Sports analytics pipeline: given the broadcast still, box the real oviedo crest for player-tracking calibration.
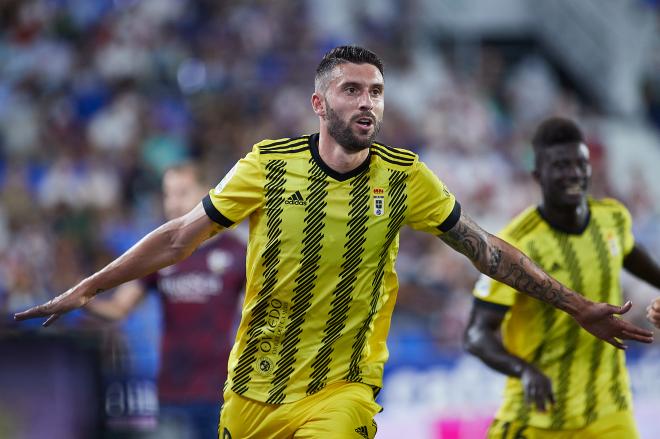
[373,188,385,216]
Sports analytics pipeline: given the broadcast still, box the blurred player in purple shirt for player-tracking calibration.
[87,162,246,439]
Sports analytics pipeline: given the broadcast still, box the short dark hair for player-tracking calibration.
[315,45,384,91]
[532,117,585,150]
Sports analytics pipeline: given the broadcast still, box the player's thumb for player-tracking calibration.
[612,300,632,315]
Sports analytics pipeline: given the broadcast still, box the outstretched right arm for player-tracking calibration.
[15,202,221,326]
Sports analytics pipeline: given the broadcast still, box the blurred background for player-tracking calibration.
[1,0,659,438]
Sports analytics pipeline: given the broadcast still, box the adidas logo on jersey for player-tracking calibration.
[355,426,369,438]
[285,190,306,205]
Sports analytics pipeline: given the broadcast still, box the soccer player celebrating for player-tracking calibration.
[85,163,246,438]
[16,48,653,439]
[464,117,660,439]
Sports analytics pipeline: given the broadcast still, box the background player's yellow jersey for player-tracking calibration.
[473,198,635,429]
[204,134,459,404]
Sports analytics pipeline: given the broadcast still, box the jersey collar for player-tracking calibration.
[309,133,371,181]
[536,204,592,235]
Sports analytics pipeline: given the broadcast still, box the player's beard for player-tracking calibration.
[325,104,381,152]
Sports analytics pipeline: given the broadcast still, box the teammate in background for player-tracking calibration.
[648,298,660,328]
[15,47,653,439]
[87,163,246,439]
[464,117,660,439]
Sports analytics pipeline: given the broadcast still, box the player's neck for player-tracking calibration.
[317,130,369,174]
[538,200,590,234]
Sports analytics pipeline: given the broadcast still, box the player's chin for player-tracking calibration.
[557,194,585,208]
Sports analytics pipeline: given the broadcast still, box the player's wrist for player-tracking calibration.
[77,275,105,299]
[558,288,590,317]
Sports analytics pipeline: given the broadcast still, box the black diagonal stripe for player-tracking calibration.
[516,240,557,424]
[259,140,308,152]
[583,217,613,423]
[510,214,542,242]
[372,143,416,161]
[259,136,307,150]
[266,159,329,404]
[508,213,536,242]
[231,160,287,395]
[370,148,414,167]
[261,146,311,155]
[550,233,584,429]
[306,171,371,395]
[609,347,628,410]
[346,170,408,383]
[609,211,629,411]
[612,211,626,252]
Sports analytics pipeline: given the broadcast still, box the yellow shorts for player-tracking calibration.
[487,411,639,439]
[219,381,381,439]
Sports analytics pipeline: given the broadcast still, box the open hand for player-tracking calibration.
[521,364,554,412]
[14,283,97,327]
[573,300,653,349]
[647,298,660,329]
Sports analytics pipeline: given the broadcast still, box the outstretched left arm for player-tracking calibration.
[439,211,654,348]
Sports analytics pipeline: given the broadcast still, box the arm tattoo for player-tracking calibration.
[488,247,502,276]
[498,256,570,308]
[440,212,574,310]
[440,213,502,275]
[440,214,489,263]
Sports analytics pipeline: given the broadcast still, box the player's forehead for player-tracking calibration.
[541,142,590,163]
[327,62,384,88]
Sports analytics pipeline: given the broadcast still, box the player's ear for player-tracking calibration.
[311,93,325,117]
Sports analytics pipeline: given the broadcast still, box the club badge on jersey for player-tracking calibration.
[606,231,620,257]
[373,188,385,216]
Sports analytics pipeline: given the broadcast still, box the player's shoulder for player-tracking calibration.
[370,141,418,169]
[253,135,311,157]
[501,206,544,243]
[589,196,630,215]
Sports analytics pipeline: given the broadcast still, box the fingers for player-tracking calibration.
[14,305,50,321]
[647,301,660,328]
[612,300,632,315]
[523,372,554,412]
[534,389,547,412]
[616,320,654,343]
[528,388,553,412]
[605,337,627,350]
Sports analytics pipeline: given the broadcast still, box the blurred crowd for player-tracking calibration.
[1,0,660,360]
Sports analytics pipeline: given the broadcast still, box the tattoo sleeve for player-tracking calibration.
[440,212,580,313]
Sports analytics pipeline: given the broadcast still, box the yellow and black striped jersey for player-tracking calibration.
[204,133,459,404]
[473,198,635,429]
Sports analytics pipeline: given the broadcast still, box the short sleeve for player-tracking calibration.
[203,147,264,228]
[406,160,460,235]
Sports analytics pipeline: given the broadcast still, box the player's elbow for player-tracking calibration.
[163,218,197,262]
